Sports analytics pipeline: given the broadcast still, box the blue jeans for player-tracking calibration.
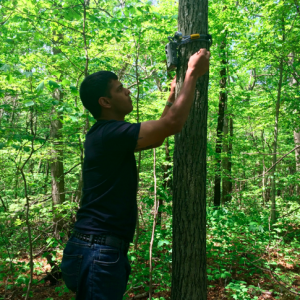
[61,236,131,300]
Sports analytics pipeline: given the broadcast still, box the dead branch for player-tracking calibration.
[245,256,300,296]
[235,145,300,182]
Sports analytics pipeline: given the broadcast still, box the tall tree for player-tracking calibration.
[294,130,300,197]
[51,34,65,239]
[214,34,227,207]
[172,0,209,298]
[222,104,233,204]
[290,53,300,198]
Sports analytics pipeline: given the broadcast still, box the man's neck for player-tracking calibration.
[97,116,124,121]
[97,114,125,122]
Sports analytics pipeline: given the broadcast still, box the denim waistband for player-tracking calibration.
[72,231,130,253]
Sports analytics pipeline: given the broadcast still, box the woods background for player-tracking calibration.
[0,0,300,299]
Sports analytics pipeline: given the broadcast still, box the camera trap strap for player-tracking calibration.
[165,31,212,70]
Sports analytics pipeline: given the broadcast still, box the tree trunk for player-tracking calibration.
[290,53,300,199]
[158,70,174,226]
[50,88,65,239]
[222,104,232,204]
[51,37,65,239]
[172,0,209,298]
[74,0,90,211]
[134,45,142,251]
[149,149,158,300]
[134,150,142,251]
[294,130,300,198]
[270,57,283,222]
[158,138,171,226]
[261,130,266,206]
[214,23,227,207]
[74,118,89,206]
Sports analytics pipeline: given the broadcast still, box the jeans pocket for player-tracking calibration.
[61,253,83,292]
[94,248,120,266]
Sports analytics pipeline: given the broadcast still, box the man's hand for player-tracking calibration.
[188,48,211,78]
[134,50,211,152]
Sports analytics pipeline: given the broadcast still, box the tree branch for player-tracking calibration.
[235,145,300,182]
[245,256,300,296]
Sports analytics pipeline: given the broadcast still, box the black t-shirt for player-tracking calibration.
[74,120,141,242]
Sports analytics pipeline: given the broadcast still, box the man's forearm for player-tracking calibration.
[154,70,197,146]
[162,69,198,131]
[150,93,175,148]
[159,92,175,119]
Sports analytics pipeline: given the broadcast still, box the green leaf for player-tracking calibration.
[24,71,32,78]
[24,101,35,107]
[129,6,136,14]
[157,240,170,247]
[61,79,71,86]
[5,39,14,44]
[70,116,78,122]
[70,86,78,95]
[36,81,45,94]
[6,74,12,82]
[52,100,60,105]
[48,80,60,89]
[0,64,11,72]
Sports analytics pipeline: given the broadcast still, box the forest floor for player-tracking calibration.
[1,252,299,300]
[1,205,300,300]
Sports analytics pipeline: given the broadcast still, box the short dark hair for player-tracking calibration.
[79,71,118,119]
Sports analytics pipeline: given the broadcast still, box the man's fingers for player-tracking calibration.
[196,49,211,58]
[196,49,211,57]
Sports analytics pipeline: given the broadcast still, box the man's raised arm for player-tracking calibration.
[135,48,210,152]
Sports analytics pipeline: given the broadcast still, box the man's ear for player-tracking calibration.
[98,97,111,109]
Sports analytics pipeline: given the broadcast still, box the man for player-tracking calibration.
[61,48,210,299]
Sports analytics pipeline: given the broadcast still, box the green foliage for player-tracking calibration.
[207,201,300,298]
[226,280,260,300]
[0,0,299,298]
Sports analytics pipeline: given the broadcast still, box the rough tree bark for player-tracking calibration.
[51,36,65,239]
[222,103,232,204]
[172,0,209,298]
[214,24,227,207]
